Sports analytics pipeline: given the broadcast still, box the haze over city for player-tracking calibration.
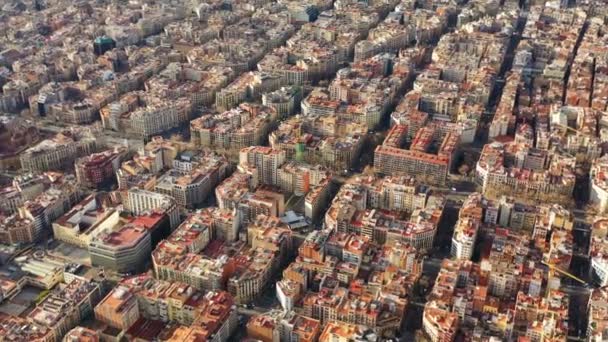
[0,0,606,341]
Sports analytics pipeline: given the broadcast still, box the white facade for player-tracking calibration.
[592,257,608,287]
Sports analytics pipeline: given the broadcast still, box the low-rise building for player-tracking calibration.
[98,274,239,340]
[63,327,100,342]
[151,210,229,291]
[247,310,321,342]
[451,217,479,261]
[319,322,377,342]
[94,284,141,330]
[269,114,366,171]
[0,209,38,245]
[52,195,121,248]
[588,287,608,342]
[591,234,608,287]
[29,279,102,341]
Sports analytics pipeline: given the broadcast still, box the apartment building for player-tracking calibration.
[247,310,321,342]
[451,217,479,261]
[239,146,286,186]
[100,91,192,139]
[190,103,278,151]
[269,114,366,171]
[75,147,126,189]
[63,327,100,341]
[126,188,180,230]
[591,155,608,213]
[304,180,332,222]
[151,210,229,291]
[588,288,608,341]
[262,86,302,118]
[476,141,576,204]
[0,209,38,245]
[591,233,608,287]
[227,248,276,304]
[374,125,458,186]
[154,151,230,209]
[29,279,102,341]
[20,130,97,173]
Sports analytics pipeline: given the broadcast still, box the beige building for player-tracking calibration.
[190,103,278,151]
[239,146,286,186]
[154,152,230,209]
[28,279,101,341]
[100,91,192,139]
[262,86,302,118]
[374,126,458,186]
[52,195,121,248]
[227,248,276,304]
[95,285,141,330]
[20,130,97,173]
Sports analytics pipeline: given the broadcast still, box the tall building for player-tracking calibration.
[88,225,152,273]
[127,189,180,229]
[451,217,479,261]
[239,146,286,186]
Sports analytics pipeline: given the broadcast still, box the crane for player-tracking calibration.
[541,260,588,286]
